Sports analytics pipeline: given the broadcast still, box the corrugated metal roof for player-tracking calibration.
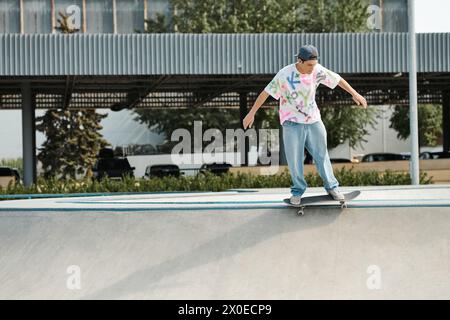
[0,33,449,76]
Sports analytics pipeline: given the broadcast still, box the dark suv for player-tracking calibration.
[0,167,20,181]
[199,162,232,175]
[144,164,181,178]
[361,153,407,162]
[0,167,21,189]
[420,151,450,159]
[92,148,135,181]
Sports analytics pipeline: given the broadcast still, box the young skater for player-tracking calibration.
[243,45,367,204]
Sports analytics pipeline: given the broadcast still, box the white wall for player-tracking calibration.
[0,110,23,159]
[328,105,412,161]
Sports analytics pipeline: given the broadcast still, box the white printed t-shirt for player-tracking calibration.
[264,63,341,125]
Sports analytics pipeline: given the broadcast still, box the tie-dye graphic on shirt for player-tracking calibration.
[264,63,341,125]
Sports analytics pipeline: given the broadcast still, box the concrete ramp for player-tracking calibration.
[0,185,449,299]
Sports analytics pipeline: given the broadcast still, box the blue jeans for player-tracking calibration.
[282,119,339,197]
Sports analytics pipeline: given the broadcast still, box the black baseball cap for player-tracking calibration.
[295,45,319,61]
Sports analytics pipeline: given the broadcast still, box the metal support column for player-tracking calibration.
[239,92,249,166]
[408,0,420,185]
[443,91,450,152]
[21,82,37,186]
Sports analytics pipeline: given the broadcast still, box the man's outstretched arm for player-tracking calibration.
[243,90,269,129]
[338,78,368,108]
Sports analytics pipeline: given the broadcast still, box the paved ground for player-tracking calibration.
[0,185,449,299]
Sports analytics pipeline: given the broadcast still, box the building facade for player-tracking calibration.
[0,0,170,34]
[2,0,410,34]
[371,0,408,32]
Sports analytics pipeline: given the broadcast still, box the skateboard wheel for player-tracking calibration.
[297,209,304,216]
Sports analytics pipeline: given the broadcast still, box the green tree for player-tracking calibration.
[37,110,109,179]
[389,104,443,147]
[36,13,109,180]
[169,0,302,33]
[138,0,375,152]
[138,13,169,33]
[301,0,370,32]
[143,0,370,33]
[321,105,379,149]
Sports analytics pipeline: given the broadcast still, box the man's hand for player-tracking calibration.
[352,93,368,108]
[243,91,269,129]
[243,111,255,129]
[338,78,368,109]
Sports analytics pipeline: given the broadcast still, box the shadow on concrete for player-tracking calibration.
[83,207,342,299]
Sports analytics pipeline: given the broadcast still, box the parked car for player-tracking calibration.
[400,152,411,160]
[92,158,135,181]
[396,151,450,160]
[144,164,181,179]
[98,147,115,159]
[428,151,450,159]
[0,167,19,188]
[420,152,434,160]
[330,158,352,163]
[92,148,135,181]
[11,168,21,183]
[199,162,232,175]
[361,153,407,162]
[304,150,313,164]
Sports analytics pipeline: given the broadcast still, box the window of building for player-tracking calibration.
[147,0,170,19]
[147,0,170,31]
[85,0,113,33]
[116,0,144,33]
[0,0,20,33]
[23,0,52,34]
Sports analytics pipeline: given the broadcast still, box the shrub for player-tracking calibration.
[0,167,433,197]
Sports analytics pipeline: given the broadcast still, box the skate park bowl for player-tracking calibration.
[0,185,449,299]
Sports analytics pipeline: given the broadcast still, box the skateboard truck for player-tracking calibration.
[296,200,346,216]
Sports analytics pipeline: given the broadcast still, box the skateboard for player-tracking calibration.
[283,190,361,216]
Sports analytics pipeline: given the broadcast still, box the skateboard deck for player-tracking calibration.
[283,190,361,216]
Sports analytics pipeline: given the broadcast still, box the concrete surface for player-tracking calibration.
[0,185,449,299]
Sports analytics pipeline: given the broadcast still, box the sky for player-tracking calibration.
[415,0,450,32]
[1,0,450,159]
